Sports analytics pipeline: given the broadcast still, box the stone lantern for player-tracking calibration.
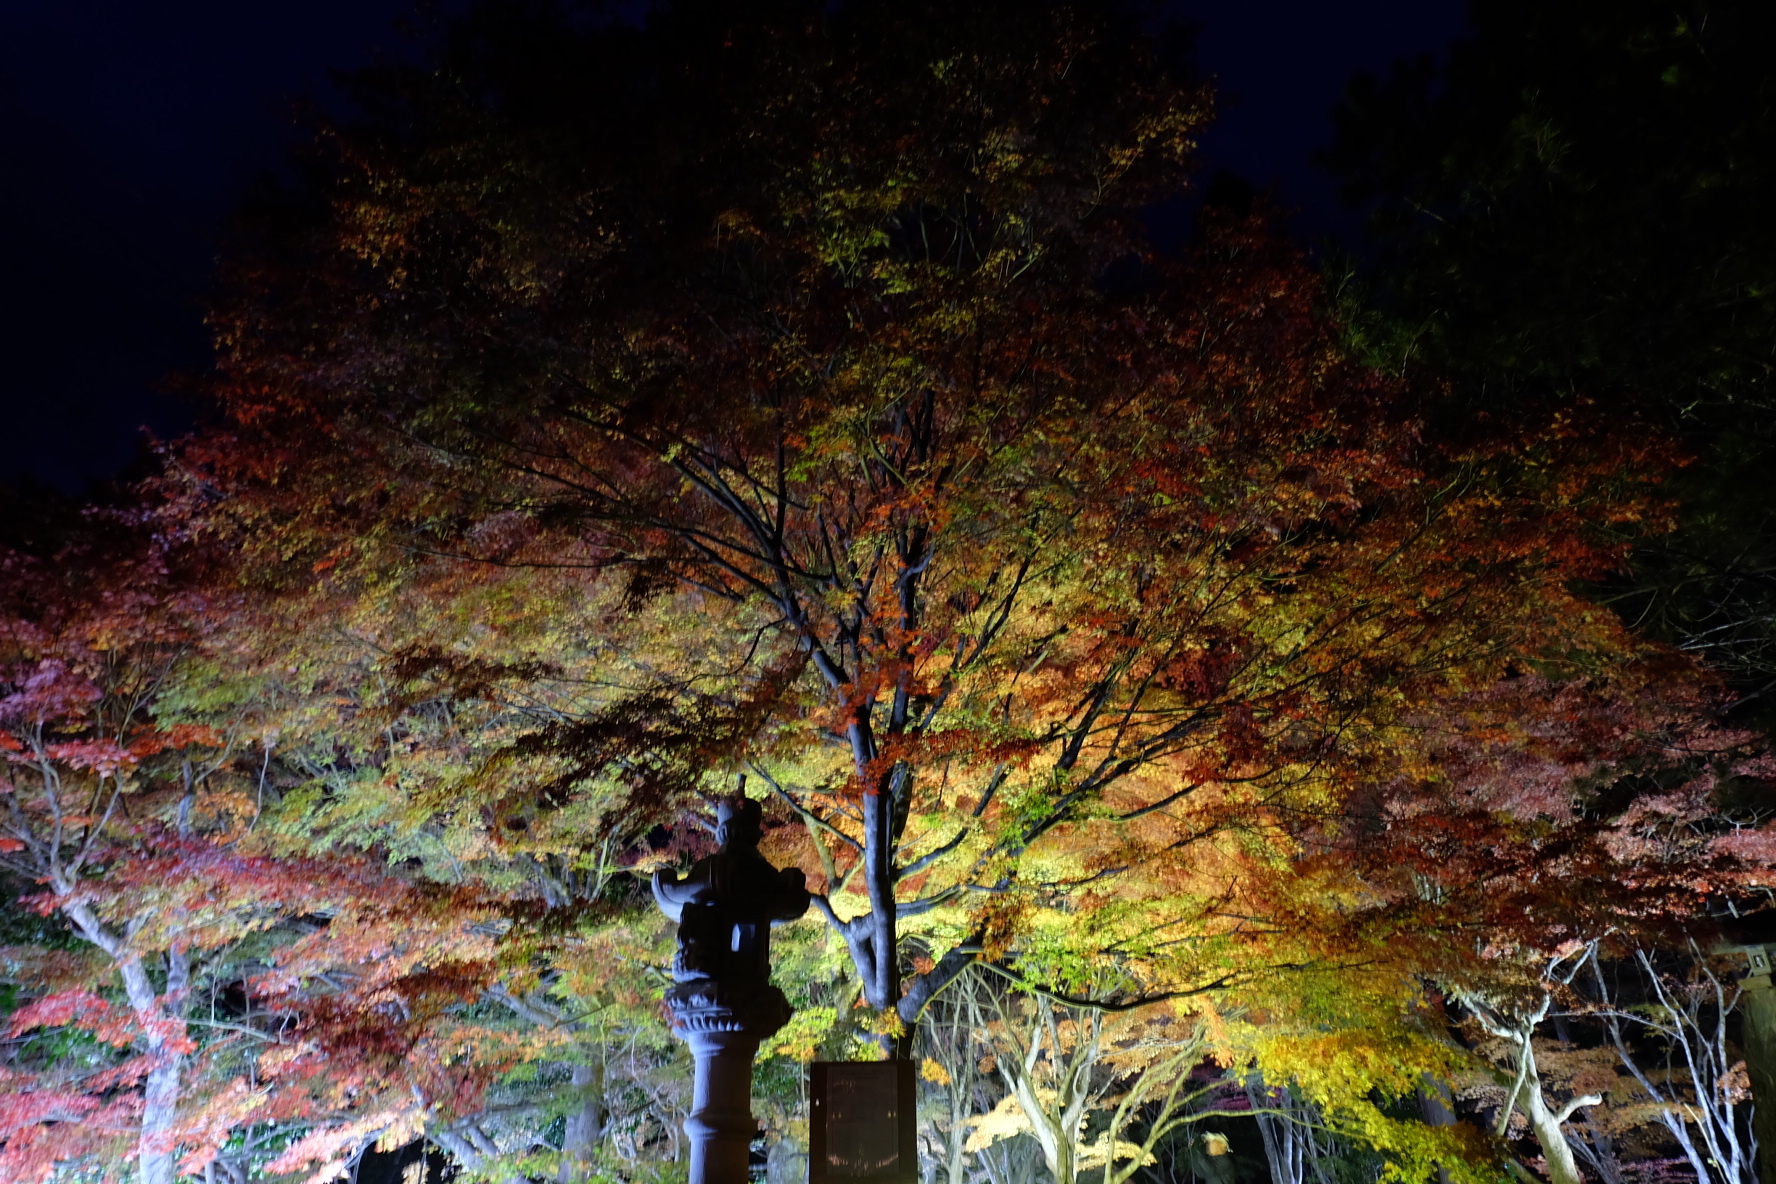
[1719,939,1776,1184]
[653,797,811,1184]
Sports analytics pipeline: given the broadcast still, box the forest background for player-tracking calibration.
[2,4,1776,1184]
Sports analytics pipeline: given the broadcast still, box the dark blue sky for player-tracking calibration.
[0,0,424,492]
[0,0,1467,493]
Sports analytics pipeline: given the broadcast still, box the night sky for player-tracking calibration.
[0,0,1467,494]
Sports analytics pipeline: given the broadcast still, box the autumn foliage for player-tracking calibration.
[0,2,1771,1183]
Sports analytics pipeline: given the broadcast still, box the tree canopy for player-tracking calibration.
[1,2,1772,1183]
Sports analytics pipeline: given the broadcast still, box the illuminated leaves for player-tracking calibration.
[89,2,1775,1179]
[0,661,101,727]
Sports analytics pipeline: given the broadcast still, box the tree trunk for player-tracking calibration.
[1501,1035,1593,1184]
[1416,1075,1456,1184]
[64,903,189,1184]
[432,1131,486,1175]
[435,1124,531,1184]
[1520,1085,1587,1184]
[1464,992,1598,1184]
[861,780,898,1045]
[560,1060,606,1183]
[121,949,190,1184]
[994,999,1093,1184]
[1014,1086,1077,1184]
[1249,1074,1304,1184]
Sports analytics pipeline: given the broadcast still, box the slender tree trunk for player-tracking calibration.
[121,949,190,1184]
[944,1083,970,1184]
[927,995,976,1184]
[847,707,903,1055]
[433,1131,485,1175]
[1248,1074,1303,1184]
[1012,1083,1077,1184]
[436,1124,531,1184]
[1416,1075,1457,1184]
[1495,1030,1595,1184]
[63,903,189,1184]
[139,1060,183,1184]
[560,1060,606,1184]
[1463,992,1599,1184]
[992,998,1095,1184]
[1518,1082,1587,1184]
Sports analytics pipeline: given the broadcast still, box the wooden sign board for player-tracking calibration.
[808,1060,917,1184]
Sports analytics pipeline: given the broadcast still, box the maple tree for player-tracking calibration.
[1325,4,1776,1172]
[48,2,1759,1183]
[184,517,709,1181]
[0,518,267,1184]
[0,517,530,1184]
[1278,654,1776,1184]
[179,0,1714,1075]
[0,0,1769,1180]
